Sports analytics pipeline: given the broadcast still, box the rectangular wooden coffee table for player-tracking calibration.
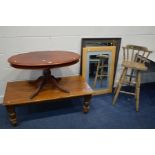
[3,76,93,126]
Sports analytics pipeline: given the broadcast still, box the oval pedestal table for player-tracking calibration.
[8,51,80,99]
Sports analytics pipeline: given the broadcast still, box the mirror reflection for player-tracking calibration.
[87,52,110,90]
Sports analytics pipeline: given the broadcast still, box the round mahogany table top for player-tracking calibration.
[8,51,80,69]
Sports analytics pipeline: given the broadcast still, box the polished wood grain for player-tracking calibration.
[8,51,80,69]
[3,76,93,125]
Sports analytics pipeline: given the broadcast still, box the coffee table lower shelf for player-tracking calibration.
[3,76,93,126]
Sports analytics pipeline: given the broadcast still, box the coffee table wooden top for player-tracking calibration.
[8,51,80,69]
[3,76,93,106]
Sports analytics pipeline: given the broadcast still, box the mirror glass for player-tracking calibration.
[87,51,110,90]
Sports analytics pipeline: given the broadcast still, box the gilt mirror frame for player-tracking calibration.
[82,46,116,95]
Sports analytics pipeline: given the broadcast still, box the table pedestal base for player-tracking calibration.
[30,69,69,99]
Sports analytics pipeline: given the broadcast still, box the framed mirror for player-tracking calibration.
[81,38,121,86]
[82,46,116,95]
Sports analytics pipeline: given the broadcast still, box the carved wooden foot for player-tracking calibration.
[6,105,17,126]
[50,76,69,93]
[30,79,46,99]
[83,95,92,113]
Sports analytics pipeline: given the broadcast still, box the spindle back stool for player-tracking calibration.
[112,45,152,111]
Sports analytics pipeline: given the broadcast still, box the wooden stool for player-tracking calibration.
[93,54,109,88]
[112,45,152,111]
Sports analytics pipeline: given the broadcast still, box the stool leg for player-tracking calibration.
[112,68,127,105]
[99,67,103,86]
[114,68,124,94]
[100,60,104,86]
[93,62,100,88]
[135,71,141,112]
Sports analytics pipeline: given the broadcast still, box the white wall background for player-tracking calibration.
[0,26,155,103]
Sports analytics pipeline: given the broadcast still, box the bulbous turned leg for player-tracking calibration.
[6,105,17,126]
[83,95,92,113]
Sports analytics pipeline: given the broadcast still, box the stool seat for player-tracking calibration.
[122,61,148,71]
[97,55,109,59]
